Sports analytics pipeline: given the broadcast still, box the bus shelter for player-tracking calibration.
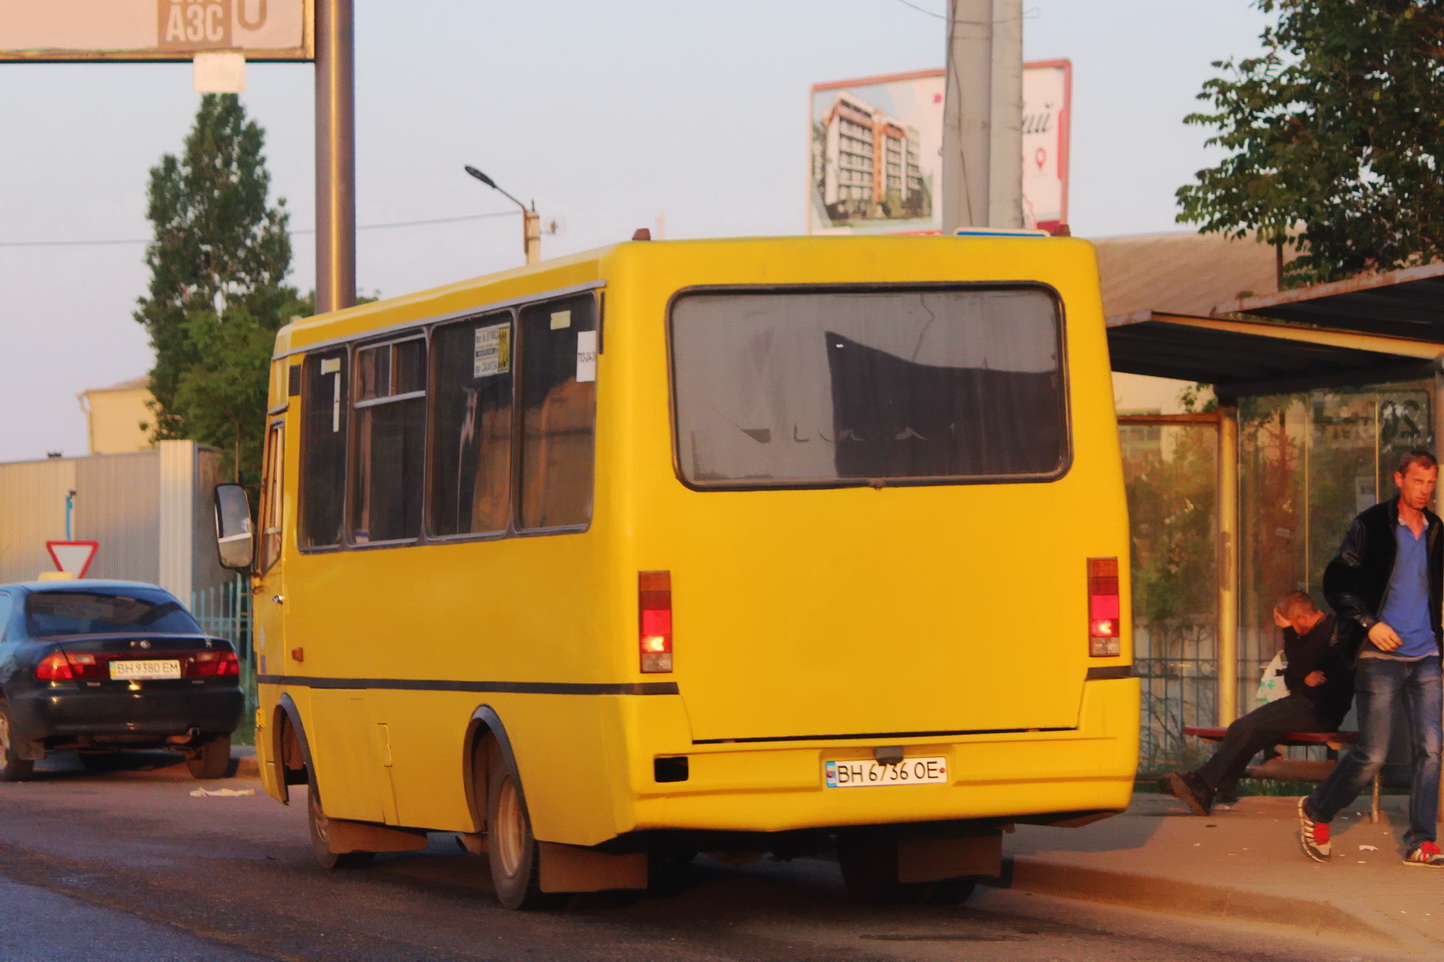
[1105,262,1444,775]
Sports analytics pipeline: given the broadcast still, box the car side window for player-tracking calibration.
[0,592,13,641]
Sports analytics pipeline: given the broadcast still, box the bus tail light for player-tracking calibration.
[639,570,673,673]
[1088,557,1121,657]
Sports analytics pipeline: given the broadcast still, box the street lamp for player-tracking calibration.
[464,165,541,265]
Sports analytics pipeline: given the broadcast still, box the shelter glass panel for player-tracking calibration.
[1238,382,1432,733]
[1121,419,1218,775]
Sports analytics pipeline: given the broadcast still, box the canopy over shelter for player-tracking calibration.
[1104,260,1444,401]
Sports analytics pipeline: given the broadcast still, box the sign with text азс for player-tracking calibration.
[0,0,313,62]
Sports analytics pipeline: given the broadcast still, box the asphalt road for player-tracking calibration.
[0,754,1413,962]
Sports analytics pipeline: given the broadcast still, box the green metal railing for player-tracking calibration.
[189,577,255,736]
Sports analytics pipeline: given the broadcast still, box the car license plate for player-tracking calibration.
[824,756,948,788]
[109,659,182,681]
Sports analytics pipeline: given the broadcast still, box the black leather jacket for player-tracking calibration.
[1281,614,1355,724]
[1322,498,1443,649]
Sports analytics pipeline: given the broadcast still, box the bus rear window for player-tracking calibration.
[670,287,1067,487]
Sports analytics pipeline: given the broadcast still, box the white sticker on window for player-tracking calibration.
[550,310,572,330]
[576,330,597,383]
[320,358,340,375]
[474,323,512,378]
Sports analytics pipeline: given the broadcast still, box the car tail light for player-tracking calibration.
[190,649,240,677]
[639,570,672,673]
[36,651,101,681]
[1088,557,1121,657]
[36,651,74,681]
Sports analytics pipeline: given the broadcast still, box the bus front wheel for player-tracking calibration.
[485,746,554,909]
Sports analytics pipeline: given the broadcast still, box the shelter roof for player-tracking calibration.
[1097,234,1444,397]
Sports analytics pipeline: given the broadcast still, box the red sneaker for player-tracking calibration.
[1404,841,1444,867]
[1298,798,1330,862]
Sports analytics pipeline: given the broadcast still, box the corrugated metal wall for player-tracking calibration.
[0,443,231,594]
[0,458,79,583]
[75,451,161,585]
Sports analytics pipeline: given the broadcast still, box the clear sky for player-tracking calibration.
[0,0,1268,464]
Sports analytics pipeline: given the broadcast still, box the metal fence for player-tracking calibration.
[189,577,255,727]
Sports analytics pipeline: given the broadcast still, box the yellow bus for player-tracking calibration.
[214,234,1138,908]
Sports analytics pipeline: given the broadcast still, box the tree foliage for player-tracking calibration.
[134,94,307,486]
[1176,0,1444,284]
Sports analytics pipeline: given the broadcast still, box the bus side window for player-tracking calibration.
[351,337,427,544]
[517,294,598,531]
[428,312,514,537]
[259,420,285,571]
[299,350,349,548]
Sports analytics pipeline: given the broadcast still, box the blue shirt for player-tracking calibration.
[1376,517,1436,659]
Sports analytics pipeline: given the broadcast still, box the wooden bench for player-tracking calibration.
[1182,725,1379,822]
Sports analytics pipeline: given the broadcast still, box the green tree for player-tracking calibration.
[135,94,306,486]
[1176,0,1444,284]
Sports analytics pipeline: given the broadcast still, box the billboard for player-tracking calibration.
[0,0,313,62]
[808,60,1071,235]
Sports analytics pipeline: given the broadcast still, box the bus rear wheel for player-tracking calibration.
[307,771,374,870]
[485,747,555,909]
[837,833,978,906]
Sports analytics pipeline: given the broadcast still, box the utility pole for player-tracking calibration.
[940,0,1024,230]
[315,0,356,313]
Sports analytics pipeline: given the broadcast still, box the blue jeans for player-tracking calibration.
[1308,655,1443,851]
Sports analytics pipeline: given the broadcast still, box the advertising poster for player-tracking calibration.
[808,60,1070,235]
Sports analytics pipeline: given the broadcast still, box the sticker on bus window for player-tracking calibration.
[550,310,572,330]
[576,330,597,383]
[473,323,512,378]
[320,358,340,375]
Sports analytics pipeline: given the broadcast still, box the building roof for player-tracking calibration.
[83,376,149,395]
[1092,231,1280,318]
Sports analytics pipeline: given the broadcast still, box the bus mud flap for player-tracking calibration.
[538,842,648,893]
[325,819,430,855]
[896,829,1002,884]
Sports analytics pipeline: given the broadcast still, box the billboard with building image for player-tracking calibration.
[809,60,1070,235]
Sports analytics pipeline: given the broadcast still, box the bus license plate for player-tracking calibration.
[825,756,948,788]
[109,659,181,680]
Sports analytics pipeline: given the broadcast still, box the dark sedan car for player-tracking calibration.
[0,580,244,782]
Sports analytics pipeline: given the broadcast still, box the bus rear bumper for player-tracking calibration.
[624,678,1139,836]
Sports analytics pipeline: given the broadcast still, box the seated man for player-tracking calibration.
[1160,591,1356,815]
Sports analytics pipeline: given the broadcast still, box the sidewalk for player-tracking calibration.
[1003,792,1444,953]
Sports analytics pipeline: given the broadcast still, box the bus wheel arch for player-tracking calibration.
[273,694,314,804]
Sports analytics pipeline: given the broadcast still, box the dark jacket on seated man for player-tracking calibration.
[1160,590,1356,816]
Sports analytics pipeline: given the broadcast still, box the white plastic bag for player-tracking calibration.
[1256,651,1288,705]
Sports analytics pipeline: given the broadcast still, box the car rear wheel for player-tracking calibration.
[0,704,35,783]
[186,734,232,780]
[306,771,374,869]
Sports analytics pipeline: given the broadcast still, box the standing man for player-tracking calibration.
[1299,450,1444,866]
[1161,591,1353,816]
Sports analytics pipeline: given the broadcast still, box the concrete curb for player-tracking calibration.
[1000,855,1408,951]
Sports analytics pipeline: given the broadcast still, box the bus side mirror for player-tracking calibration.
[214,484,255,571]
